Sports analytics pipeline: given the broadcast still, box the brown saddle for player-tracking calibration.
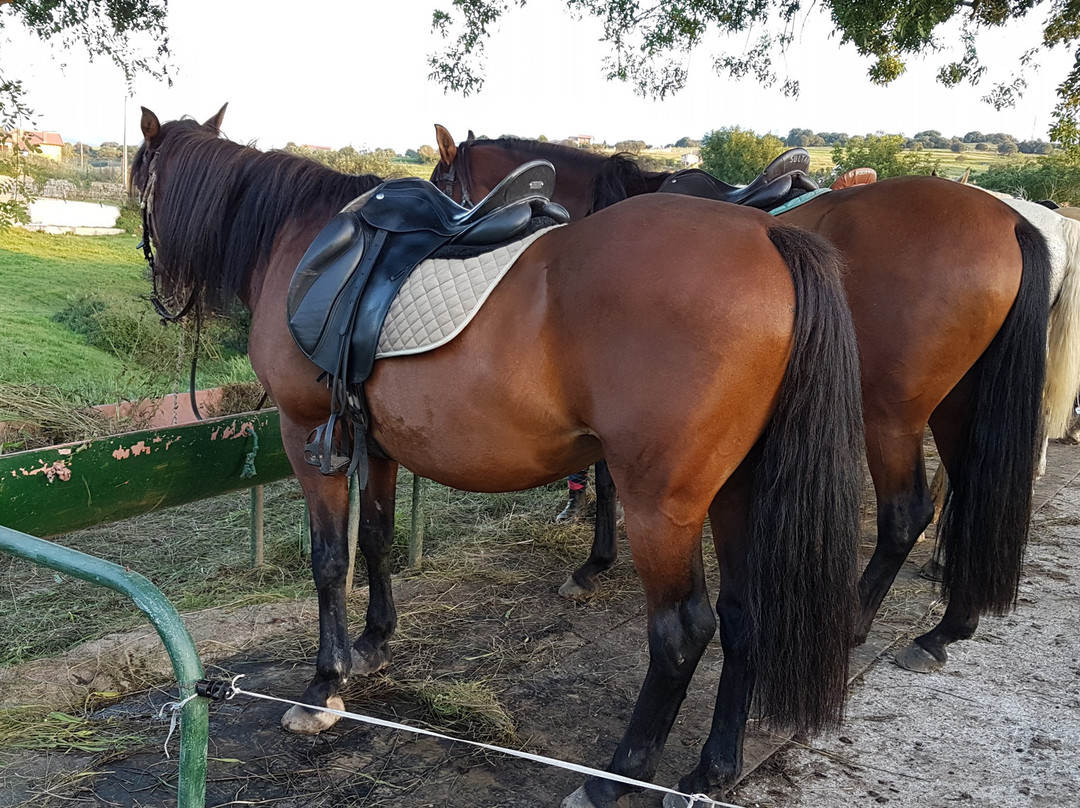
[830,167,878,190]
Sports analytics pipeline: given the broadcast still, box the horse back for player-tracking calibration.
[364,194,799,493]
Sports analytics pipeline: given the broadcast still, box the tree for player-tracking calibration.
[674,136,700,148]
[963,131,986,144]
[831,133,938,179]
[0,1,170,224]
[613,139,647,154]
[978,153,1080,205]
[427,2,1080,150]
[998,141,1020,155]
[699,127,785,184]
[417,145,439,163]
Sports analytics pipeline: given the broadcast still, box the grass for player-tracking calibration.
[0,227,255,408]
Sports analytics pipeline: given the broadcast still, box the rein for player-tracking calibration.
[137,150,204,421]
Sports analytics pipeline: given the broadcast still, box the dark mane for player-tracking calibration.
[590,153,666,214]
[135,118,382,314]
[459,137,670,215]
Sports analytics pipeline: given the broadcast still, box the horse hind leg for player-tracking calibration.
[854,429,936,645]
[562,496,716,808]
[559,460,619,598]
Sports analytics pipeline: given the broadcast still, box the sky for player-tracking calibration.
[1,0,1073,153]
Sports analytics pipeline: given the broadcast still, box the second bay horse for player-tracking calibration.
[431,127,1080,675]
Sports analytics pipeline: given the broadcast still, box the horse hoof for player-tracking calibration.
[280,695,344,734]
[894,642,946,673]
[560,786,597,808]
[663,791,691,808]
[918,557,944,582]
[351,645,391,677]
[559,576,596,600]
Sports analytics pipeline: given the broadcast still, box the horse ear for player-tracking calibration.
[204,103,228,133]
[467,129,476,141]
[140,107,161,141]
[434,124,457,165]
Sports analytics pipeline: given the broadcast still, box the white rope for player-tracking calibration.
[158,692,199,758]
[199,675,746,808]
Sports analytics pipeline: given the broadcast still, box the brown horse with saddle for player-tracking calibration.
[431,127,1080,685]
[133,106,866,806]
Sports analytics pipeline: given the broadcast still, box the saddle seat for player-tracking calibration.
[658,148,819,211]
[285,159,568,480]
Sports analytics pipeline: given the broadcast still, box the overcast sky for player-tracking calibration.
[2,1,1071,153]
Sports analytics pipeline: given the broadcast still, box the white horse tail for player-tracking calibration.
[1044,211,1080,438]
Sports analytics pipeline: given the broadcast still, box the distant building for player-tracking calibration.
[568,135,594,146]
[681,152,701,166]
[2,130,65,161]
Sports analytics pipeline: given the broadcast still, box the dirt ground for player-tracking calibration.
[1,443,1078,808]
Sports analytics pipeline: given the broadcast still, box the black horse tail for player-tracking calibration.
[748,224,864,733]
[937,216,1051,614]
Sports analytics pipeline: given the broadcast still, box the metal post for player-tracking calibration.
[250,486,265,567]
[345,474,360,591]
[0,526,208,808]
[409,473,424,567]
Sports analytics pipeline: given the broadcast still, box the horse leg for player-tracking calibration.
[350,457,399,674]
[280,460,354,734]
[854,428,936,644]
[668,465,755,801]
[562,498,715,808]
[559,460,619,599]
[897,386,980,673]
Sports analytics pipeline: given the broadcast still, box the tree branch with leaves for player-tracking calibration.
[428,0,1080,149]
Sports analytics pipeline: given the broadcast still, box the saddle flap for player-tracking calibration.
[287,211,366,355]
[452,200,534,246]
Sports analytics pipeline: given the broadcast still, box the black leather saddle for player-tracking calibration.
[286,159,569,481]
[658,148,819,211]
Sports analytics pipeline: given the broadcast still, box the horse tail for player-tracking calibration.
[937,216,1051,615]
[749,223,864,733]
[1043,213,1080,438]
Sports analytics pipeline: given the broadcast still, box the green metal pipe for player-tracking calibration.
[0,526,208,808]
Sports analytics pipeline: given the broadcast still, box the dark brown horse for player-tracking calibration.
[133,107,865,806]
[432,127,1080,677]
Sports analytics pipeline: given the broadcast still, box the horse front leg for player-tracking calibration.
[282,461,354,734]
[560,460,619,598]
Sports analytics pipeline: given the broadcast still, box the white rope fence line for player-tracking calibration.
[160,674,750,808]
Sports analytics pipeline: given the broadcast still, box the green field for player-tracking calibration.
[0,227,254,410]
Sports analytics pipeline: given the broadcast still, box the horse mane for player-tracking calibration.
[137,118,383,314]
[590,153,658,214]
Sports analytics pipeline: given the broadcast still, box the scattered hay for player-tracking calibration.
[0,706,146,753]
[0,383,144,450]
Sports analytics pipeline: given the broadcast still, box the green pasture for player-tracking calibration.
[0,228,255,409]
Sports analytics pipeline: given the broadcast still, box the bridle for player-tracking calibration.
[432,144,475,208]
[137,148,197,323]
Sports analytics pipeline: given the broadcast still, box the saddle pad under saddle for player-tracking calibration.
[376,224,563,357]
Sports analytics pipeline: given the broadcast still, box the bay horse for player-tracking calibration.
[133,106,865,806]
[432,127,1080,675]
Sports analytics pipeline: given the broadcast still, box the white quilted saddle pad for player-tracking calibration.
[376,224,563,358]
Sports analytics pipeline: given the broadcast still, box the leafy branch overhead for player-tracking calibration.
[427,0,1080,147]
[0,0,171,129]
